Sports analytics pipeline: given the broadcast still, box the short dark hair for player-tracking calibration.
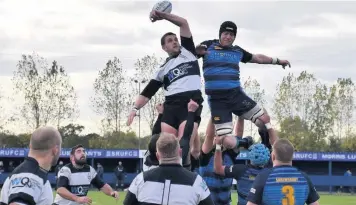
[71,144,84,155]
[161,32,176,46]
[273,139,294,163]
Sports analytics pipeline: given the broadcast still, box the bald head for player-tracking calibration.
[156,132,180,161]
[30,126,62,151]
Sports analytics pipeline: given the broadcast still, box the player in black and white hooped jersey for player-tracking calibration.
[127,9,203,162]
[0,126,62,205]
[53,144,118,205]
[124,132,214,205]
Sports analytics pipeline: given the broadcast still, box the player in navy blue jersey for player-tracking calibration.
[246,139,320,205]
[195,21,290,153]
[214,112,278,205]
[199,116,254,205]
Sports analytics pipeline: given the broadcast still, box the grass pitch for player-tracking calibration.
[85,191,356,205]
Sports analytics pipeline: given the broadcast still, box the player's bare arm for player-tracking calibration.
[201,118,215,154]
[213,136,225,175]
[100,184,119,199]
[127,95,150,126]
[57,187,92,204]
[234,116,244,137]
[258,111,279,145]
[150,10,192,38]
[249,54,291,69]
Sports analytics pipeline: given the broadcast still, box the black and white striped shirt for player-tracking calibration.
[123,164,214,205]
[0,157,53,205]
[54,163,105,205]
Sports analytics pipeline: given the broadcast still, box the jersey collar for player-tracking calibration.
[159,163,182,167]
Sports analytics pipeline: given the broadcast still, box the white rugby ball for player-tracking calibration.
[152,1,172,13]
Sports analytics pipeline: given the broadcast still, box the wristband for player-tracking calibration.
[271,58,279,65]
[265,122,272,130]
[132,107,139,112]
[216,144,222,151]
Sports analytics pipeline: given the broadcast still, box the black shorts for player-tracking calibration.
[162,90,203,130]
[208,87,257,124]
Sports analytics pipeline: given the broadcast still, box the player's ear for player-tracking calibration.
[156,152,160,161]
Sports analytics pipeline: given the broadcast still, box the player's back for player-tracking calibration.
[0,157,53,205]
[125,164,212,205]
[262,165,313,205]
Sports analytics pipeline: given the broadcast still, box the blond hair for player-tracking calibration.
[156,132,179,161]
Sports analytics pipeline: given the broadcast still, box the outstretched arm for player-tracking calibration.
[238,46,291,69]
[150,10,191,38]
[234,116,244,137]
[180,100,199,166]
[152,104,164,135]
[250,54,290,68]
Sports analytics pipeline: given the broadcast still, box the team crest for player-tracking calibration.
[87,173,92,181]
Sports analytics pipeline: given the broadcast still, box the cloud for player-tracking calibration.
[0,0,355,134]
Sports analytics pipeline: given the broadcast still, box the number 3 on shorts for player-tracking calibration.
[282,185,295,205]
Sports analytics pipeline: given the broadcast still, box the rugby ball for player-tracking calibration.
[152,1,172,13]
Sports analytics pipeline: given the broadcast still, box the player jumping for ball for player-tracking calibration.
[196,21,291,150]
[127,9,203,160]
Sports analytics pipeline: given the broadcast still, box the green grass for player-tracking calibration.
[82,191,356,205]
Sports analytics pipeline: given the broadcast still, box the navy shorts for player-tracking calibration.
[208,87,257,124]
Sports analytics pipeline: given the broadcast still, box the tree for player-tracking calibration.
[273,73,299,122]
[272,71,333,151]
[46,61,78,128]
[333,78,356,139]
[242,76,266,137]
[91,57,129,133]
[133,55,164,132]
[12,53,77,129]
[307,83,336,151]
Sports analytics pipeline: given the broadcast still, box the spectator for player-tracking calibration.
[97,163,104,180]
[344,169,353,194]
[8,161,15,172]
[0,161,4,173]
[114,161,125,191]
[55,161,64,179]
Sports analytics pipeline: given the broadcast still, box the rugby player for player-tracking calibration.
[196,21,290,151]
[124,133,214,205]
[246,139,320,205]
[199,116,252,205]
[144,99,200,170]
[53,144,118,205]
[214,114,279,205]
[0,126,62,205]
[127,10,203,159]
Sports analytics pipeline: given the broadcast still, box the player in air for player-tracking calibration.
[127,9,203,160]
[54,144,118,205]
[195,21,290,151]
[214,113,279,205]
[246,139,320,205]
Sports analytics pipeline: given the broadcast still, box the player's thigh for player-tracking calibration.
[161,104,180,136]
[231,87,262,121]
[209,99,233,135]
